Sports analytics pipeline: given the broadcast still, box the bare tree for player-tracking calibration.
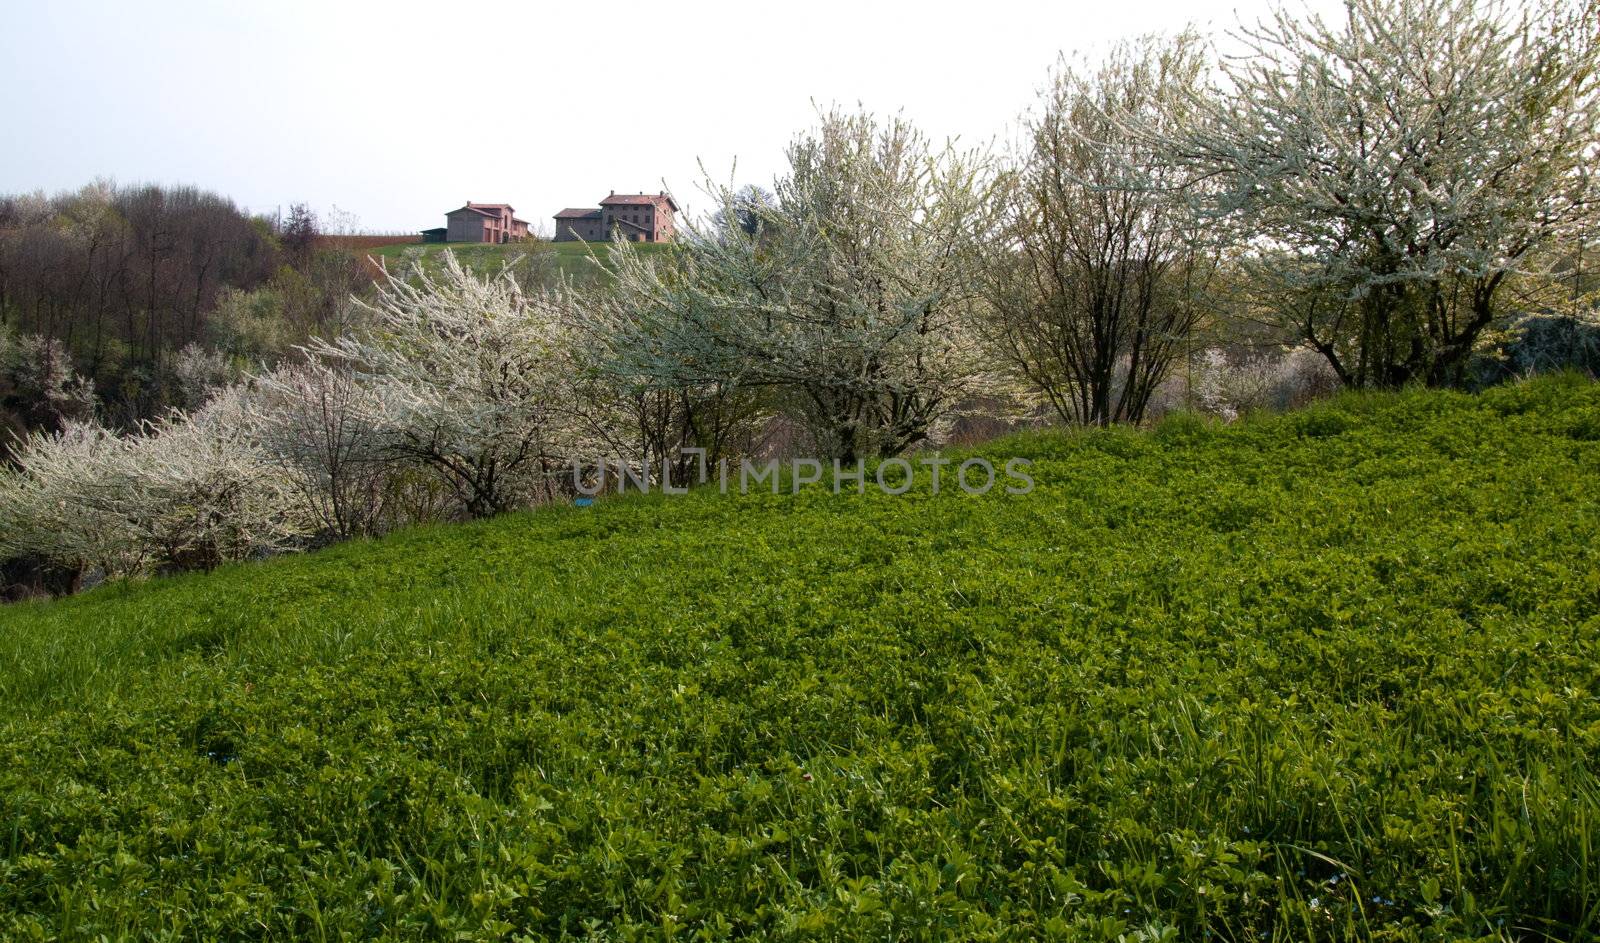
[280,203,319,270]
[0,182,279,426]
[983,34,1218,427]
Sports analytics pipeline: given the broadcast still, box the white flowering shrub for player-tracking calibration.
[0,328,97,454]
[170,342,240,409]
[0,389,310,579]
[0,422,135,577]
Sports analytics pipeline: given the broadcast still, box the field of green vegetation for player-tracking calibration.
[365,240,670,282]
[1,378,1598,940]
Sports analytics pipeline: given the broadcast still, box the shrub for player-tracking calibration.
[0,422,133,577]
[168,342,239,410]
[1469,311,1600,388]
[1183,346,1342,421]
[250,362,401,540]
[0,390,310,579]
[0,328,97,454]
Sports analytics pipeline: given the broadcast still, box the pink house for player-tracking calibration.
[442,202,530,243]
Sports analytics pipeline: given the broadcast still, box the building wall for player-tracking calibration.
[600,199,676,242]
[446,212,485,243]
[553,220,599,242]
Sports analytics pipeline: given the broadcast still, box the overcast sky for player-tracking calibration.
[0,0,1344,234]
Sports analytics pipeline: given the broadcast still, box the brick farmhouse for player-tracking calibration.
[422,202,531,244]
[553,192,679,243]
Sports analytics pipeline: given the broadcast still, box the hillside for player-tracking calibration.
[1,378,1599,939]
[364,240,671,283]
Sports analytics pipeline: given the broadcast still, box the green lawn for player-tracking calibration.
[2,378,1599,939]
[365,240,671,283]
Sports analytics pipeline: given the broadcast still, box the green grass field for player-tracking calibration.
[2,378,1599,939]
[364,240,671,283]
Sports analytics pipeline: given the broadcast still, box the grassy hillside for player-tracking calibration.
[364,240,670,283]
[2,378,1599,939]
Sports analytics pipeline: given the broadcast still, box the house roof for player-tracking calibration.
[447,202,517,219]
[554,207,603,220]
[599,192,680,212]
[420,227,448,234]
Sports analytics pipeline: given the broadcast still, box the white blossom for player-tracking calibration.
[600,109,1001,461]
[1173,0,1600,386]
[0,389,309,578]
[305,252,585,516]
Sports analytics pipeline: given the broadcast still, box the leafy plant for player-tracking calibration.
[0,377,1597,940]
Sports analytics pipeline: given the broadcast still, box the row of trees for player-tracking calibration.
[600,0,1597,452]
[2,0,1597,595]
[1015,0,1599,414]
[0,185,368,430]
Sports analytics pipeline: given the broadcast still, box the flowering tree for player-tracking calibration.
[568,258,771,486]
[983,34,1219,426]
[0,328,98,457]
[307,253,581,517]
[1175,0,1600,388]
[602,109,998,462]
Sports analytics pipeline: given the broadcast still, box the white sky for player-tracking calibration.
[0,0,1344,234]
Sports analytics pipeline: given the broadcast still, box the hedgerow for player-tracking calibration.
[0,377,1598,940]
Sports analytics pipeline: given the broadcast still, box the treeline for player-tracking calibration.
[3,0,1600,599]
[0,185,367,433]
